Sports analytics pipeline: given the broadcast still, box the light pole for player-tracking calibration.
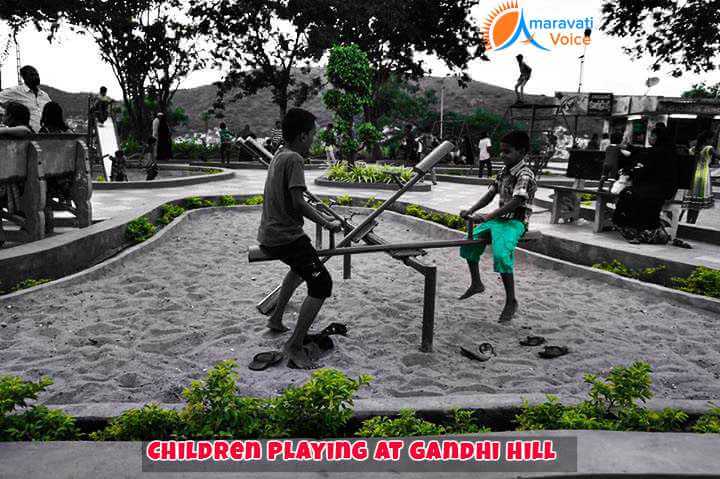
[577,28,592,93]
[440,79,445,140]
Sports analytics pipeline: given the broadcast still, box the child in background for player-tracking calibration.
[140,137,158,180]
[458,130,537,323]
[0,102,33,137]
[108,149,129,182]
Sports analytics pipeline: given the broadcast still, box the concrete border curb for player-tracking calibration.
[92,165,235,190]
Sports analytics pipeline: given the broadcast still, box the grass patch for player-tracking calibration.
[10,278,50,292]
[244,195,264,206]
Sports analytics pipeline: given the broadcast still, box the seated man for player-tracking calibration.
[257,108,342,369]
[458,130,537,322]
[0,65,51,132]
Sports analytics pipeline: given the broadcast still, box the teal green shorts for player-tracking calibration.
[459,218,526,274]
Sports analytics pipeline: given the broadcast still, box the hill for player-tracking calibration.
[38,74,595,137]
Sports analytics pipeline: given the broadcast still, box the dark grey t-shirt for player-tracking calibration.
[257,148,307,247]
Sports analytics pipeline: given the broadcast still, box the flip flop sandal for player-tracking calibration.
[319,322,348,337]
[478,342,496,356]
[460,346,491,362]
[520,336,546,347]
[538,346,569,359]
[249,351,284,371]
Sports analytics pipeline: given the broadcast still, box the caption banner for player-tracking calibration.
[142,436,578,473]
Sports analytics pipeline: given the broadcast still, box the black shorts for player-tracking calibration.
[260,235,332,298]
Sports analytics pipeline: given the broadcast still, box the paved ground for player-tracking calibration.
[86,167,720,271]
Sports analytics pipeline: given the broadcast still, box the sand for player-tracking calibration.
[1,207,719,406]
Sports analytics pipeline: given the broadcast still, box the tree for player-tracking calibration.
[191,0,324,121]
[375,77,439,130]
[601,0,720,76]
[682,82,720,99]
[312,0,485,125]
[323,44,381,164]
[57,1,203,140]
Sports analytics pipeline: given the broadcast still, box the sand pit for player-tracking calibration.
[1,207,719,406]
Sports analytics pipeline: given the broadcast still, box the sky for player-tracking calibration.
[1,0,719,100]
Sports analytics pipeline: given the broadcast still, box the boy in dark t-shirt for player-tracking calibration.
[257,108,342,369]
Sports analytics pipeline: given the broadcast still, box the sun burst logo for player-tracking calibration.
[482,1,549,52]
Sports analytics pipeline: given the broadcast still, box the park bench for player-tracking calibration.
[549,148,692,239]
[0,134,92,246]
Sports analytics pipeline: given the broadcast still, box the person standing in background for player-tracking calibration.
[153,113,173,162]
[219,122,233,164]
[478,131,493,178]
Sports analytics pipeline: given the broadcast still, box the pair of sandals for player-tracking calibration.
[249,323,348,371]
[519,335,569,359]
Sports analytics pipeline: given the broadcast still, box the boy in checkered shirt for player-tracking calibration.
[459,130,537,322]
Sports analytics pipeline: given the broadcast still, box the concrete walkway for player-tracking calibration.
[87,167,720,272]
[1,430,718,478]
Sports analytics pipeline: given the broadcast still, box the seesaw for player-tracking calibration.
[247,141,540,352]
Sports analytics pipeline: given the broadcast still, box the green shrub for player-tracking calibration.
[180,360,271,439]
[244,195,264,206]
[442,213,466,231]
[172,139,220,160]
[11,278,50,292]
[121,136,142,155]
[672,267,720,299]
[592,260,639,279]
[326,163,413,184]
[96,175,106,182]
[125,216,156,243]
[516,362,687,432]
[217,195,238,206]
[0,376,79,441]
[357,409,446,437]
[90,404,182,441]
[271,369,372,438]
[157,203,186,226]
[336,194,353,206]
[364,196,383,209]
[405,204,430,220]
[692,407,720,433]
[183,196,204,209]
[206,169,223,174]
[444,409,491,434]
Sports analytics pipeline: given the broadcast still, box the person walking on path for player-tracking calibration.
[682,130,716,224]
[0,65,51,132]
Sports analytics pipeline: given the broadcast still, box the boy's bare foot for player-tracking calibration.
[498,300,518,323]
[458,283,485,300]
[285,345,318,370]
[267,320,289,333]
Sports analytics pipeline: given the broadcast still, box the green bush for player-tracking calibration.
[157,203,186,226]
[445,409,491,435]
[0,376,79,441]
[244,195,264,205]
[592,260,639,279]
[357,409,445,437]
[96,175,106,182]
[217,195,238,206]
[672,267,720,299]
[336,194,353,206]
[121,136,142,155]
[692,407,720,433]
[405,204,430,220]
[11,278,50,292]
[181,360,271,439]
[125,216,156,243]
[271,369,372,438]
[516,362,687,432]
[327,163,413,184]
[90,404,182,441]
[183,196,204,209]
[364,196,383,209]
[173,140,220,160]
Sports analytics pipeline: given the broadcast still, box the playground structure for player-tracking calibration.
[248,141,540,352]
[86,96,121,181]
[0,135,92,246]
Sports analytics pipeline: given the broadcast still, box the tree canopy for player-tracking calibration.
[601,0,720,76]
[191,0,325,119]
